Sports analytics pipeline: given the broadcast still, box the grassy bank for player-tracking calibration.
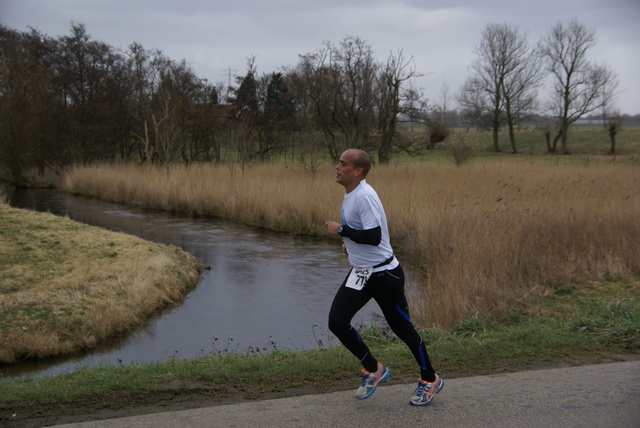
[1,279,637,425]
[61,157,640,329]
[0,204,202,364]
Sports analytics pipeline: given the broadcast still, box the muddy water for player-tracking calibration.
[3,189,385,378]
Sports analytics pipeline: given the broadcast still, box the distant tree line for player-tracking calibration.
[0,19,625,185]
[1,23,224,185]
[0,24,435,184]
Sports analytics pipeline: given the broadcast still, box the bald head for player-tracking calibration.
[344,149,372,177]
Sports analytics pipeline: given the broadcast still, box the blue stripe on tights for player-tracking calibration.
[396,304,412,323]
[418,345,427,368]
[396,305,427,367]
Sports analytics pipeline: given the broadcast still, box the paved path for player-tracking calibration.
[55,361,640,428]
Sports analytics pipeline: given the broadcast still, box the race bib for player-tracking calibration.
[345,267,373,290]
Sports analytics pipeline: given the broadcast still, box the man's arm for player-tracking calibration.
[339,225,381,246]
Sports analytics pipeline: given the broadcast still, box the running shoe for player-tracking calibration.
[355,363,391,399]
[409,374,444,406]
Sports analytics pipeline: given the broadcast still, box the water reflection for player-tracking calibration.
[2,189,383,378]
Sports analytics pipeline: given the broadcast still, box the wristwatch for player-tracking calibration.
[337,225,343,235]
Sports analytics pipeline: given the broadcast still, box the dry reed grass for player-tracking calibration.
[0,205,201,363]
[62,162,342,236]
[61,159,640,329]
[374,161,640,327]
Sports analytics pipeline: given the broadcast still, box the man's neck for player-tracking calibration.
[344,179,365,194]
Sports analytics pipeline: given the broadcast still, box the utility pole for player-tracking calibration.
[222,67,237,103]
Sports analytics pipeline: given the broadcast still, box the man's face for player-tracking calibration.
[335,150,362,187]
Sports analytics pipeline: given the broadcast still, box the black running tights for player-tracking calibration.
[328,265,436,381]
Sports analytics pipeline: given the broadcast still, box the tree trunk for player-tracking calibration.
[544,130,552,152]
[550,130,563,153]
[492,125,500,152]
[608,125,617,154]
[560,122,570,154]
[508,119,517,153]
[378,145,390,164]
[491,107,501,152]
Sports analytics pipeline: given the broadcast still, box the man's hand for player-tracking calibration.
[325,221,341,235]
[326,222,348,254]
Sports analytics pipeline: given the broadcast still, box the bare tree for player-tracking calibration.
[458,23,542,153]
[461,23,510,152]
[500,33,544,153]
[541,19,619,154]
[125,43,169,161]
[423,81,453,150]
[456,76,492,131]
[402,83,427,133]
[149,82,185,169]
[297,130,325,174]
[291,46,340,160]
[331,36,378,151]
[291,36,423,163]
[376,49,418,164]
[222,118,259,172]
[293,36,378,161]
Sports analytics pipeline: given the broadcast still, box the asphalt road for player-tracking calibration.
[54,360,640,428]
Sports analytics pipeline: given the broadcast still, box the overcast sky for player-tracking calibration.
[2,0,639,114]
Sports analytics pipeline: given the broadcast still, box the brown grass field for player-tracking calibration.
[0,205,202,363]
[61,155,640,329]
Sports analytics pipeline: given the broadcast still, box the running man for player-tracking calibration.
[325,148,443,406]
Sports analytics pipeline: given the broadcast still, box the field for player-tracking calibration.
[60,133,640,329]
[1,127,638,426]
[399,123,640,158]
